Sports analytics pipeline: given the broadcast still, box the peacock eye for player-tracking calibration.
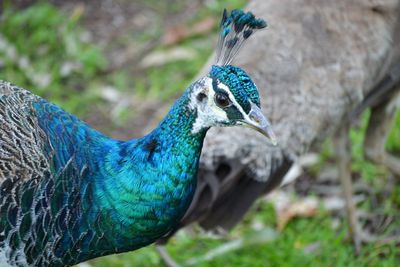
[214,93,231,108]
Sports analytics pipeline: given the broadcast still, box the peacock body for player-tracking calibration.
[0,10,271,267]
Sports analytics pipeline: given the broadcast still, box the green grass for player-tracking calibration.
[0,2,107,115]
[1,1,400,267]
[88,202,399,267]
[387,111,400,155]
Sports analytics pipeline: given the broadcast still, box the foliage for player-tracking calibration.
[387,111,400,155]
[0,2,107,114]
[89,202,399,267]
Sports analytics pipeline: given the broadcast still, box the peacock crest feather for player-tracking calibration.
[215,9,267,66]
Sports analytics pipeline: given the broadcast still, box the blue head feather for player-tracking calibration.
[210,65,260,113]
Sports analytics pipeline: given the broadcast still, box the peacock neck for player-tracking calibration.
[124,88,208,181]
[87,88,208,256]
[27,86,208,265]
[143,89,208,153]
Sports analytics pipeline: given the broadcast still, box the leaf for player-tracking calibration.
[162,17,216,45]
[265,191,319,231]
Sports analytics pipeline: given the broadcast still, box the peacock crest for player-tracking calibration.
[215,9,267,66]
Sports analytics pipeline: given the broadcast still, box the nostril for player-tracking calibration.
[250,114,260,124]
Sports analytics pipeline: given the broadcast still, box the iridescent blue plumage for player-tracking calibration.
[210,65,261,113]
[1,84,205,266]
[0,9,270,267]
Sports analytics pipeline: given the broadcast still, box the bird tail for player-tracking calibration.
[215,9,267,66]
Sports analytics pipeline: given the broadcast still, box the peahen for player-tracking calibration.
[155,0,400,256]
[0,9,273,267]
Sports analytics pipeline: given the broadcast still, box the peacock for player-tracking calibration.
[0,9,273,267]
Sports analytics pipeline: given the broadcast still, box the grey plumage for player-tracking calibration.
[159,0,400,236]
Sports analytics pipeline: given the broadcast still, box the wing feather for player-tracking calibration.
[0,81,50,184]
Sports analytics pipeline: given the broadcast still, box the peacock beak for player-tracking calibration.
[240,102,278,146]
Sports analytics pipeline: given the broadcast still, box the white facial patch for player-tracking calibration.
[189,77,227,134]
[188,77,250,134]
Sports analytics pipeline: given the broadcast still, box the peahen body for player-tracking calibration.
[0,10,272,267]
[157,0,400,252]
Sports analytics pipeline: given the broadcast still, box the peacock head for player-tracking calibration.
[188,9,277,145]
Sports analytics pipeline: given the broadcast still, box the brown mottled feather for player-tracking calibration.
[0,81,49,183]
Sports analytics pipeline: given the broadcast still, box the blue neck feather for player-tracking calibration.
[32,85,207,263]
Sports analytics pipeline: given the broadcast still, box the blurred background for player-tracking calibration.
[0,0,399,266]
